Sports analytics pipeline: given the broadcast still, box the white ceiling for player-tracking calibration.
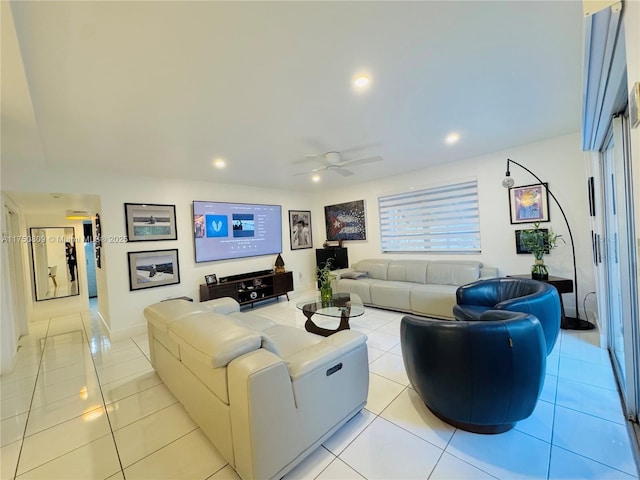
[1,0,584,202]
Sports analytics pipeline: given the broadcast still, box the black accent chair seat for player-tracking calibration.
[400,310,546,434]
[453,277,561,355]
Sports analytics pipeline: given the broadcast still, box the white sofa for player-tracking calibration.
[143,298,369,480]
[333,259,499,319]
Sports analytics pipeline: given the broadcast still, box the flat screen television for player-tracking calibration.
[193,201,282,263]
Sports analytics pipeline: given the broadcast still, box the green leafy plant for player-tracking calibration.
[519,222,564,277]
[316,259,336,289]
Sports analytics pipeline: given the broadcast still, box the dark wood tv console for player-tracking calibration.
[199,270,293,306]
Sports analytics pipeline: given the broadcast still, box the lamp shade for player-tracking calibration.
[502,173,515,189]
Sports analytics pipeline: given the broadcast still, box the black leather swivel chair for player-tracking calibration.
[454,277,561,355]
[401,310,546,434]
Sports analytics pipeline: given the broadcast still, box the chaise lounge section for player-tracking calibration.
[143,298,369,480]
[333,259,498,319]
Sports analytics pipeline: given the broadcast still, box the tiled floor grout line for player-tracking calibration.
[79,310,127,480]
[12,317,51,480]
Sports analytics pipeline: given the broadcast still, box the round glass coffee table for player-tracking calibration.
[296,293,365,336]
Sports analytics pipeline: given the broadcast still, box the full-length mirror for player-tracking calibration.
[30,227,79,301]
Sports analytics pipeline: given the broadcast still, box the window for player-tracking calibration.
[378,178,481,253]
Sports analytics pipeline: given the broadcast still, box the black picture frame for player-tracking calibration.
[288,210,312,250]
[508,183,550,224]
[324,200,366,241]
[515,228,550,254]
[205,274,217,286]
[127,249,180,291]
[125,203,177,242]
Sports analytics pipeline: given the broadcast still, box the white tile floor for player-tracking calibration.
[2,293,639,480]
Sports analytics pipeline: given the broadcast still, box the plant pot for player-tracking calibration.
[531,259,548,281]
[531,271,549,281]
[320,285,333,305]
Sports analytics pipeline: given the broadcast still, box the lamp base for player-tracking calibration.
[561,316,596,330]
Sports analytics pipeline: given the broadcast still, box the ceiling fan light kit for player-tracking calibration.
[294,150,384,177]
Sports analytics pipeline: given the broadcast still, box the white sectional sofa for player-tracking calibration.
[143,298,369,480]
[333,259,498,319]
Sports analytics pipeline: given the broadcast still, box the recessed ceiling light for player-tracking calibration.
[213,158,226,169]
[445,132,460,144]
[312,175,321,183]
[354,75,369,88]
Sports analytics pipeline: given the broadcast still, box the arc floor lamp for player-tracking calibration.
[502,158,595,330]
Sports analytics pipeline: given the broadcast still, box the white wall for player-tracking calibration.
[2,170,319,338]
[3,132,594,336]
[315,133,595,318]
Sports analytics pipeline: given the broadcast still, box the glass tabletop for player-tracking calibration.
[296,292,365,318]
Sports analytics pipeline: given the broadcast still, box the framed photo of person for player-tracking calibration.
[289,210,312,250]
[205,274,217,286]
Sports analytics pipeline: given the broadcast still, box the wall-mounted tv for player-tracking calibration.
[193,201,282,263]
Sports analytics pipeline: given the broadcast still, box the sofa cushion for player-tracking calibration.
[340,271,370,280]
[335,278,377,304]
[387,261,429,284]
[168,312,262,368]
[410,284,459,320]
[370,281,412,311]
[200,297,241,315]
[229,312,281,355]
[144,299,203,333]
[354,259,390,280]
[427,262,480,286]
[262,325,322,358]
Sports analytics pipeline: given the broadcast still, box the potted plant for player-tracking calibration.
[519,222,564,280]
[316,259,336,304]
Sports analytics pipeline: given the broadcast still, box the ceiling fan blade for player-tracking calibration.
[333,167,354,177]
[291,154,323,165]
[337,142,383,155]
[292,165,328,176]
[339,155,384,167]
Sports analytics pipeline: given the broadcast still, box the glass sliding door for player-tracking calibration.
[601,115,639,422]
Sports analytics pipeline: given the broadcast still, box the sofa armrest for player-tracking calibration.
[228,349,302,480]
[332,268,354,279]
[284,330,367,381]
[480,267,499,278]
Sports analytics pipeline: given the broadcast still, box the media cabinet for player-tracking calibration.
[199,270,293,306]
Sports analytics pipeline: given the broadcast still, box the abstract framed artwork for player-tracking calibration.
[508,183,550,224]
[324,200,366,241]
[125,203,177,242]
[127,249,180,291]
[288,210,312,250]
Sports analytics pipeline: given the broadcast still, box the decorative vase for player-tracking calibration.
[320,285,333,305]
[531,259,548,281]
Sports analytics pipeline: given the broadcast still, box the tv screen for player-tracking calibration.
[193,201,282,263]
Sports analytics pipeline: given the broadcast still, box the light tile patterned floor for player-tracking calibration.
[1,293,638,480]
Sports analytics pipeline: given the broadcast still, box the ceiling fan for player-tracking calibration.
[293,151,384,177]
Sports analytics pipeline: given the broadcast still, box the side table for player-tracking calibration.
[507,275,589,330]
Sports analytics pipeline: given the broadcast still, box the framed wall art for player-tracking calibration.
[125,203,177,242]
[515,228,550,254]
[324,200,366,241]
[127,249,180,291]
[288,210,312,250]
[508,183,550,224]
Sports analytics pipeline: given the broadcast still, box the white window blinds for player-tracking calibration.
[378,179,481,253]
